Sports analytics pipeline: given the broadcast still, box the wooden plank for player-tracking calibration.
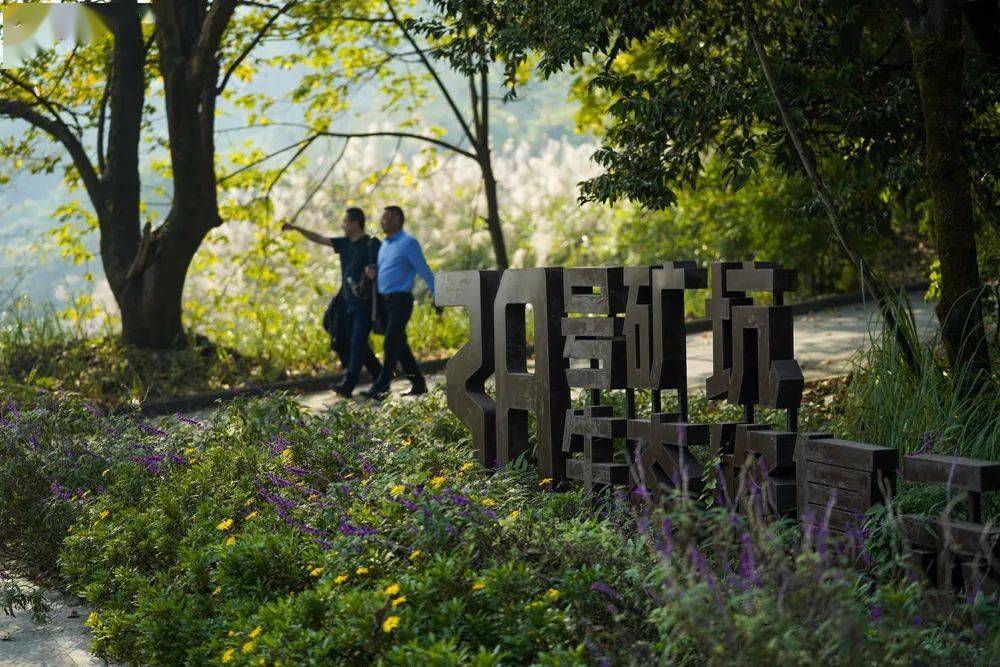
[804,461,872,492]
[902,515,1000,557]
[797,438,898,471]
[804,481,869,512]
[903,453,1000,493]
[804,503,865,532]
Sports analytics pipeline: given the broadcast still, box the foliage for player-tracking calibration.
[0,571,50,624]
[0,294,468,408]
[0,384,998,664]
[427,1,1000,220]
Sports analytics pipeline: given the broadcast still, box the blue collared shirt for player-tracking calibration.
[376,230,435,298]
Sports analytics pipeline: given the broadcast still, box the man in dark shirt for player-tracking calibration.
[282,207,382,397]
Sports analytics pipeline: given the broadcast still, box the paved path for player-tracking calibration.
[301,289,937,411]
[0,573,109,667]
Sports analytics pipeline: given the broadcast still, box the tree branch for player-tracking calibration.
[743,0,920,372]
[0,98,103,216]
[385,0,477,147]
[217,0,299,95]
[97,57,114,176]
[191,0,240,87]
[0,69,83,137]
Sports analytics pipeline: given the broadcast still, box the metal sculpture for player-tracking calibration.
[435,260,1000,595]
[560,268,629,493]
[493,268,570,480]
[435,270,501,466]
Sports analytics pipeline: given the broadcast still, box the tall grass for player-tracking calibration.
[839,290,999,461]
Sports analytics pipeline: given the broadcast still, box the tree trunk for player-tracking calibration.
[117,227,205,348]
[904,0,992,378]
[123,0,232,349]
[480,157,509,270]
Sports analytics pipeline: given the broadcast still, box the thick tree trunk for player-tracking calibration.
[123,0,232,350]
[117,226,206,348]
[905,0,992,378]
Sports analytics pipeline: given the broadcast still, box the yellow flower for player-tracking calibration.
[391,596,406,607]
[85,612,97,626]
[356,566,369,575]
[222,648,235,664]
[310,567,324,577]
[249,626,263,639]
[481,498,496,507]
[246,511,258,520]
[98,510,110,520]
[384,583,401,596]
[408,550,421,561]
[390,484,405,497]
[539,478,553,487]
[213,586,222,596]
[472,581,485,591]
[244,499,254,507]
[430,476,447,489]
[545,588,560,600]
[334,574,349,584]
[228,630,236,637]
[460,462,474,471]
[382,616,400,633]
[242,640,256,654]
[281,448,293,460]
[225,536,236,547]
[503,510,520,524]
[217,518,233,531]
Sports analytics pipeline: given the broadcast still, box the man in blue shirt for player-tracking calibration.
[282,208,382,397]
[361,205,435,399]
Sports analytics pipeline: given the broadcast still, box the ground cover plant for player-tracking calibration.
[1,361,998,664]
[0,298,468,409]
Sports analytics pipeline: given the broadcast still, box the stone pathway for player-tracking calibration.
[0,573,110,667]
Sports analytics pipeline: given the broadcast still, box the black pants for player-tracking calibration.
[371,292,424,392]
[342,306,383,390]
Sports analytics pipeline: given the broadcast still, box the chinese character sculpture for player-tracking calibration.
[435,259,1000,596]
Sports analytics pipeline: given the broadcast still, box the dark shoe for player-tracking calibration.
[360,387,389,400]
[402,384,428,397]
[331,382,354,398]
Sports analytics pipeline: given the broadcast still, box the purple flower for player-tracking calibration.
[659,519,675,556]
[175,414,205,428]
[338,521,377,537]
[590,581,621,601]
[138,422,165,436]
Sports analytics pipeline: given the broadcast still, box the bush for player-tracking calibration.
[2,374,999,664]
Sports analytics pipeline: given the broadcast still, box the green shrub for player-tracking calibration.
[1,389,998,665]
